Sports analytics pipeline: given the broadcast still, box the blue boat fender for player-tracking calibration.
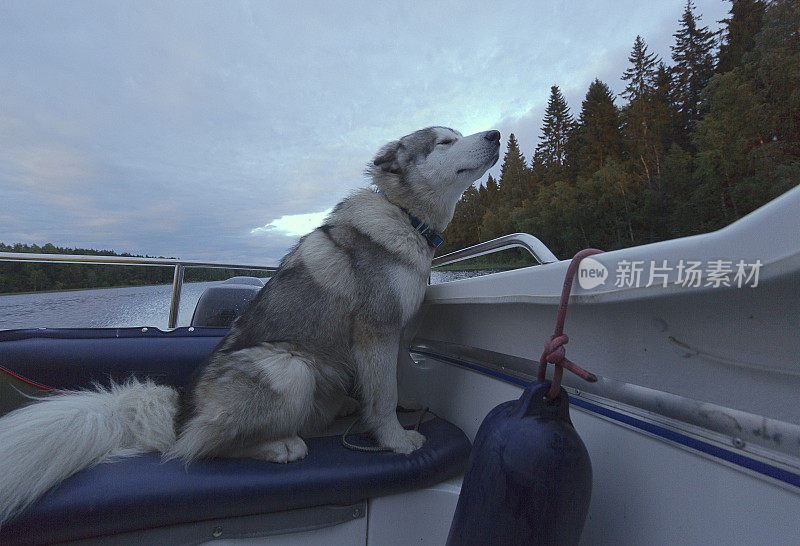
[446,379,592,545]
[448,249,602,545]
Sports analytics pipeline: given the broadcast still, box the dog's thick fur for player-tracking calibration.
[0,126,500,524]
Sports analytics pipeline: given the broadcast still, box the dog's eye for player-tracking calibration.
[437,139,455,146]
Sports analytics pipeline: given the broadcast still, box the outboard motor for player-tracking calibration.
[446,380,592,545]
[191,276,265,327]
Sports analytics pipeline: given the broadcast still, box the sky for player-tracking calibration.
[0,0,729,265]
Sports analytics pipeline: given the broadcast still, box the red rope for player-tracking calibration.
[537,249,601,399]
[0,364,62,393]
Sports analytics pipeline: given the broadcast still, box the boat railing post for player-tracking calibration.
[168,264,185,328]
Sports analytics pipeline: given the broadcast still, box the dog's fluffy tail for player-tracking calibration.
[0,379,178,526]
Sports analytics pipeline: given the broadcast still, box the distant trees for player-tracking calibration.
[0,243,269,294]
[440,0,799,262]
[693,0,800,231]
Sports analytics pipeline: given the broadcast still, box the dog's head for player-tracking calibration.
[369,126,501,230]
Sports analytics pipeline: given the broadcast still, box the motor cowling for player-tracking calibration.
[447,380,592,545]
[190,276,265,327]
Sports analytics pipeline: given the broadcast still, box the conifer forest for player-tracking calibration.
[439,0,799,263]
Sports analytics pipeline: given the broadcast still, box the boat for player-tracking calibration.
[0,184,798,545]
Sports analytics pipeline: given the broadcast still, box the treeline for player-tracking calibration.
[441,0,799,262]
[0,243,270,294]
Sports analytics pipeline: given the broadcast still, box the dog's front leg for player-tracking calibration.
[354,330,426,454]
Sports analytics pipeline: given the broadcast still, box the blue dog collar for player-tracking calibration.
[376,190,444,249]
[405,212,444,249]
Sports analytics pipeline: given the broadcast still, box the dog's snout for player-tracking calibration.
[484,130,501,143]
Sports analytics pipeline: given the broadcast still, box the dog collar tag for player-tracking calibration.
[426,230,444,248]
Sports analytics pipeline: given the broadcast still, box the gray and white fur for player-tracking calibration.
[0,126,500,525]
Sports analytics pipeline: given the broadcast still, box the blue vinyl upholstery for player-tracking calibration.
[0,329,471,545]
[0,327,227,390]
[2,419,468,545]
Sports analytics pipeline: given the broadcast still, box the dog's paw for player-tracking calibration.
[383,429,426,455]
[260,436,308,463]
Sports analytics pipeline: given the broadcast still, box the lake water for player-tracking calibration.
[0,270,493,330]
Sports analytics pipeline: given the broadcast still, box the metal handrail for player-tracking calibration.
[1,234,555,327]
[0,252,277,328]
[431,233,558,269]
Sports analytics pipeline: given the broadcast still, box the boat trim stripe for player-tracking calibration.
[410,349,800,490]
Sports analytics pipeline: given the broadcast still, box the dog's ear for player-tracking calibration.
[372,141,402,175]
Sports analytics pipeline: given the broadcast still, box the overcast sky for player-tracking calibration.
[0,0,729,265]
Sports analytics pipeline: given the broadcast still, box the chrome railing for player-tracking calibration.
[1,233,554,327]
[0,252,277,328]
[431,233,558,269]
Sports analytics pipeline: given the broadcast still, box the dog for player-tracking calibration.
[0,126,501,524]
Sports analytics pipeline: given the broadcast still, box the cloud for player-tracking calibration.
[251,208,333,238]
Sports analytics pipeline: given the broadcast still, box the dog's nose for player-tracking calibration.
[484,130,501,142]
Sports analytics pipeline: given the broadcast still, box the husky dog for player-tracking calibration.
[0,126,500,524]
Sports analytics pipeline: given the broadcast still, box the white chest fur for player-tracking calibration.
[390,263,428,324]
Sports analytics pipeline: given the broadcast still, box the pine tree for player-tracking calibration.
[717,0,766,73]
[461,184,483,245]
[671,0,717,134]
[484,174,499,207]
[535,86,574,168]
[573,79,623,177]
[638,60,686,242]
[621,35,659,102]
[621,37,672,187]
[478,183,488,206]
[499,133,529,205]
[652,62,678,139]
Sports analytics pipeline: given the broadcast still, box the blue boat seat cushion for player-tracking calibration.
[2,419,468,545]
[0,329,471,545]
[0,327,229,392]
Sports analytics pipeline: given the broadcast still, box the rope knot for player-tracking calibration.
[544,334,569,364]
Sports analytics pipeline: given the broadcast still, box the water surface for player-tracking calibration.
[0,270,495,330]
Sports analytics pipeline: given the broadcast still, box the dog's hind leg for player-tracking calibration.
[234,436,308,463]
[298,388,355,437]
[168,343,316,463]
